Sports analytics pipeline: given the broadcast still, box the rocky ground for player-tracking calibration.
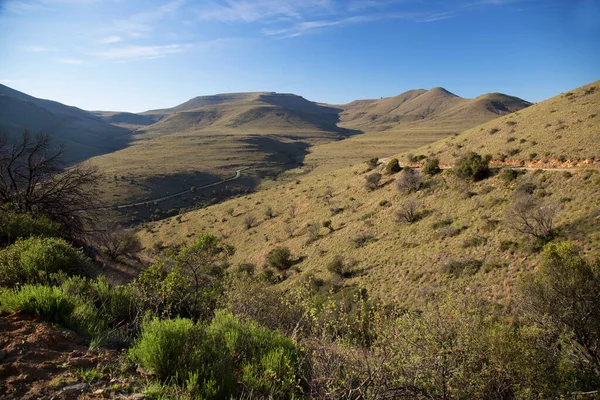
[0,314,146,399]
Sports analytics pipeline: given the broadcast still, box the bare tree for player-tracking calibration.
[96,223,142,260]
[397,198,422,224]
[364,172,382,191]
[396,167,423,193]
[505,193,560,240]
[0,131,100,239]
[243,214,257,229]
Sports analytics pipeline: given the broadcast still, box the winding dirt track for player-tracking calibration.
[103,159,599,211]
[100,167,248,210]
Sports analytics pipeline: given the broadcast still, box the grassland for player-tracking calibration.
[137,80,600,305]
[138,163,600,306]
[88,94,351,221]
[304,88,531,174]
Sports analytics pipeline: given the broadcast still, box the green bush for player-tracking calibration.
[266,246,293,271]
[0,212,60,247]
[130,311,303,398]
[501,168,525,183]
[385,158,402,174]
[131,233,232,321]
[423,157,441,176]
[454,152,491,181]
[365,157,379,169]
[129,317,196,381]
[0,237,92,287]
[0,284,76,324]
[519,242,600,377]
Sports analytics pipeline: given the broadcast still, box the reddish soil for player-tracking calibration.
[0,314,144,399]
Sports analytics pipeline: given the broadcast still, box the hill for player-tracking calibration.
[0,84,132,164]
[137,80,599,307]
[88,93,352,220]
[408,80,600,166]
[304,88,531,173]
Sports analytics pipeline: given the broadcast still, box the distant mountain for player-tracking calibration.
[417,80,600,164]
[338,87,531,132]
[0,84,132,164]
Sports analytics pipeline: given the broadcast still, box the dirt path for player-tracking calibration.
[0,314,144,399]
[101,167,248,210]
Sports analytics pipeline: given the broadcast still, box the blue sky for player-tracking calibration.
[0,0,599,112]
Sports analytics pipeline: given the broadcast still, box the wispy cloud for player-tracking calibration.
[194,0,529,37]
[22,45,59,52]
[1,0,104,14]
[262,15,373,37]
[195,0,336,23]
[109,0,186,38]
[98,35,122,44]
[89,43,191,62]
[55,57,84,64]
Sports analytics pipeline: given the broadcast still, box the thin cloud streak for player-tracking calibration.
[55,57,84,64]
[89,43,191,62]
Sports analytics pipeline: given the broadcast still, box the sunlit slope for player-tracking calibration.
[412,80,600,166]
[139,156,600,307]
[305,88,531,173]
[89,93,350,206]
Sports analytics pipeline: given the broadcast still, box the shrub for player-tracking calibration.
[129,317,196,381]
[423,158,441,176]
[244,215,257,229]
[397,198,421,224]
[323,220,334,233]
[264,206,274,219]
[454,152,491,181]
[96,224,141,260]
[396,167,423,193]
[518,242,600,375]
[351,232,376,248]
[364,172,382,191]
[442,258,483,277]
[327,255,356,278]
[0,236,92,287]
[132,234,233,321]
[130,312,303,399]
[266,247,293,271]
[501,168,525,183]
[505,193,560,240]
[385,158,402,174]
[0,212,60,247]
[365,158,379,169]
[0,284,77,325]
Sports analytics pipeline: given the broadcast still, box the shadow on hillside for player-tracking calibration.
[242,135,312,167]
[556,212,600,242]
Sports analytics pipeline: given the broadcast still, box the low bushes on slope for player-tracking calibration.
[0,236,92,287]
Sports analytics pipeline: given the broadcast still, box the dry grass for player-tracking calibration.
[138,159,600,307]
[408,80,600,166]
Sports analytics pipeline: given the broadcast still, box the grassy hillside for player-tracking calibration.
[139,159,600,306]
[0,84,132,164]
[138,81,599,305]
[89,93,352,220]
[411,80,600,166]
[304,88,531,173]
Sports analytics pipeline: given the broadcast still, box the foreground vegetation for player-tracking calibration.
[1,81,599,398]
[1,208,599,398]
